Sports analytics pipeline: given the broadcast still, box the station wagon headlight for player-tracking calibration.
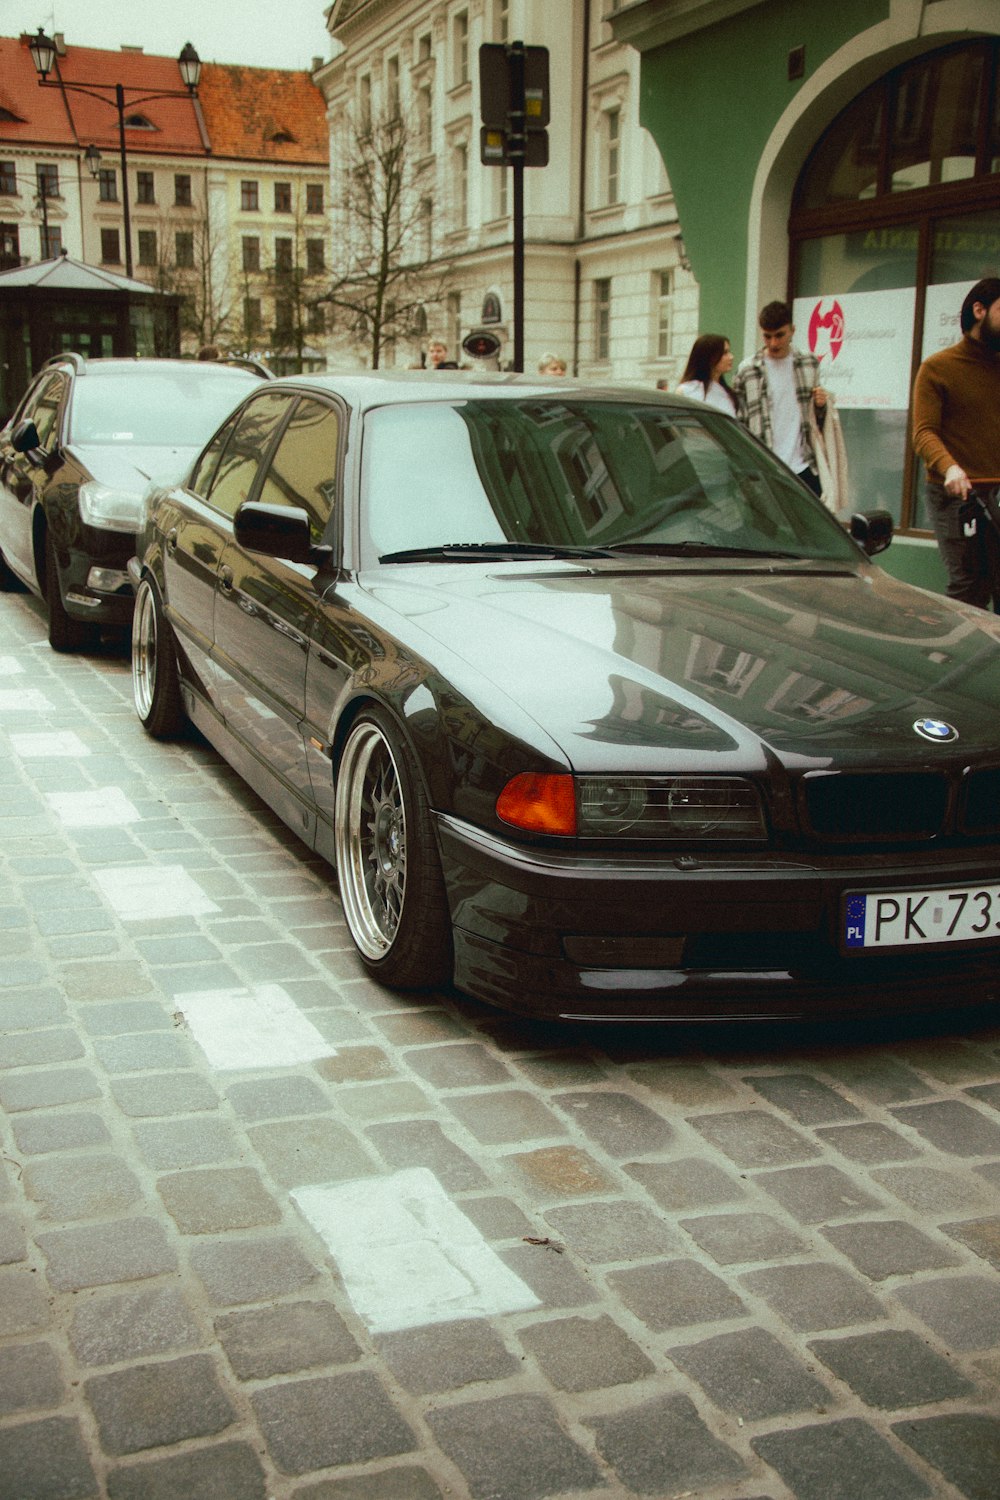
[78,480,144,533]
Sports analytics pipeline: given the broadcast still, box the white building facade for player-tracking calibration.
[318,0,699,382]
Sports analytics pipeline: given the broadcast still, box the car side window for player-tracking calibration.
[206,392,293,518]
[255,398,341,543]
[189,412,240,498]
[24,374,67,451]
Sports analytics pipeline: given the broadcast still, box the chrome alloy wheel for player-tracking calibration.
[132,579,157,720]
[335,719,407,959]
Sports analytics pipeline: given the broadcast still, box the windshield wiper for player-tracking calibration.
[604,540,805,560]
[378,541,616,563]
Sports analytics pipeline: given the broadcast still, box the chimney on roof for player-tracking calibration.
[121,45,144,53]
[312,56,323,72]
[53,33,66,54]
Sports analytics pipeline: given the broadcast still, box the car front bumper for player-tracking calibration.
[436,813,1000,1021]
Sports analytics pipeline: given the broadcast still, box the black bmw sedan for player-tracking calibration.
[130,372,1000,1022]
[0,354,267,651]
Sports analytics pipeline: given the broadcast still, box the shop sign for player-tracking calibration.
[793,287,916,410]
[920,280,966,360]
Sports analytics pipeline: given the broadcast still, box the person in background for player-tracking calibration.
[196,344,221,361]
[912,276,1000,610]
[426,338,450,369]
[732,300,827,495]
[676,334,737,414]
[538,353,567,376]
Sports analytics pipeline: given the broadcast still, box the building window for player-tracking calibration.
[1,223,21,267]
[274,181,292,213]
[454,11,469,87]
[594,278,611,361]
[418,32,432,63]
[241,180,259,211]
[306,238,325,273]
[175,231,195,268]
[36,163,59,199]
[0,161,17,195]
[418,85,432,153]
[41,224,62,258]
[359,74,372,133]
[275,299,294,339]
[137,229,158,266]
[495,0,510,42]
[174,173,192,206]
[605,108,621,205]
[387,55,400,119]
[420,195,433,259]
[242,235,260,272]
[244,297,262,335]
[136,170,155,204]
[98,168,118,202]
[275,236,293,273]
[655,269,674,358]
[100,227,121,263]
[453,142,468,228]
[306,183,324,214]
[307,303,326,334]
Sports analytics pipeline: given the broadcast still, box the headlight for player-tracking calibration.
[578,774,767,841]
[497,773,768,841]
[78,480,144,533]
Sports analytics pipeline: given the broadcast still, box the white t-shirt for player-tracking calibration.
[764,354,807,471]
[676,379,737,416]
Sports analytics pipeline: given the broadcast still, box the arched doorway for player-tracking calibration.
[788,38,1000,533]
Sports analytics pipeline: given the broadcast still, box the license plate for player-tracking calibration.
[844,884,1000,950]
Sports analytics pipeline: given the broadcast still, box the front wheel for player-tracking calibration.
[132,575,186,738]
[334,708,452,990]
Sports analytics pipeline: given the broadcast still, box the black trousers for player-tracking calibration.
[797,467,822,497]
[925,481,1000,613]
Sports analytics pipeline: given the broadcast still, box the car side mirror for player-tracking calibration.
[234,501,331,567]
[12,418,45,462]
[850,508,893,556]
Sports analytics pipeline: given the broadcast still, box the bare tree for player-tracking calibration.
[320,104,450,369]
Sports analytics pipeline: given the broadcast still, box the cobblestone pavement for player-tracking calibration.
[2,586,1000,1500]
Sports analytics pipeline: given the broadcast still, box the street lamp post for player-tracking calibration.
[28,29,201,279]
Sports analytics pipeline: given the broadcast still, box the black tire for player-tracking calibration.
[334,706,452,989]
[44,531,91,652]
[131,575,186,738]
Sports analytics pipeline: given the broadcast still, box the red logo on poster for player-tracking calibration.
[807,299,845,362]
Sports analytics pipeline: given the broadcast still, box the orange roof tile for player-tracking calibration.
[196,63,328,166]
[0,33,206,157]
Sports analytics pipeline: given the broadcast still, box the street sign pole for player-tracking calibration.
[509,42,525,373]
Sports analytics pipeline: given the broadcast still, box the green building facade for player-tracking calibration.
[614,0,1000,591]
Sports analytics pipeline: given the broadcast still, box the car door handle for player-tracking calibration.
[166,529,177,553]
[219,565,234,593]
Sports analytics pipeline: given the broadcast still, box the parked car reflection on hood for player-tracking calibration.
[129,371,1000,1022]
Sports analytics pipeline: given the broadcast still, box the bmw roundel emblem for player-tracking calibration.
[913,717,958,743]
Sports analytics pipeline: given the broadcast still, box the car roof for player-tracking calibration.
[258,370,693,414]
[41,357,264,380]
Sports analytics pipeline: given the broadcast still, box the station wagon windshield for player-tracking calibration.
[361,399,859,567]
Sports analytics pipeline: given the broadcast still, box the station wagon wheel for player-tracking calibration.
[335,708,452,989]
[44,531,91,653]
[132,576,186,738]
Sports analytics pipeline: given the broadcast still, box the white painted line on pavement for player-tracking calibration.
[174,984,336,1070]
[293,1168,541,1334]
[10,731,90,757]
[0,689,54,712]
[94,864,220,920]
[47,787,140,828]
[0,656,24,675]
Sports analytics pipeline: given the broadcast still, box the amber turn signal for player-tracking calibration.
[496,772,577,835]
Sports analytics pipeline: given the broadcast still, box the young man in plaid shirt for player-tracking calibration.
[732,300,828,495]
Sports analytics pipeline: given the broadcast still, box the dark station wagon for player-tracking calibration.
[129,371,1000,1022]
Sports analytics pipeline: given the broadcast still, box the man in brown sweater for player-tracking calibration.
[912,276,1000,610]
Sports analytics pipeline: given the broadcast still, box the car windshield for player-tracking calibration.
[360,399,860,566]
[67,369,257,446]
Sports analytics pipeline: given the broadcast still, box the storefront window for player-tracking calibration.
[792,40,1000,534]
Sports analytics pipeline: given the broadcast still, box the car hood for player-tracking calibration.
[70,443,199,491]
[365,562,1000,771]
